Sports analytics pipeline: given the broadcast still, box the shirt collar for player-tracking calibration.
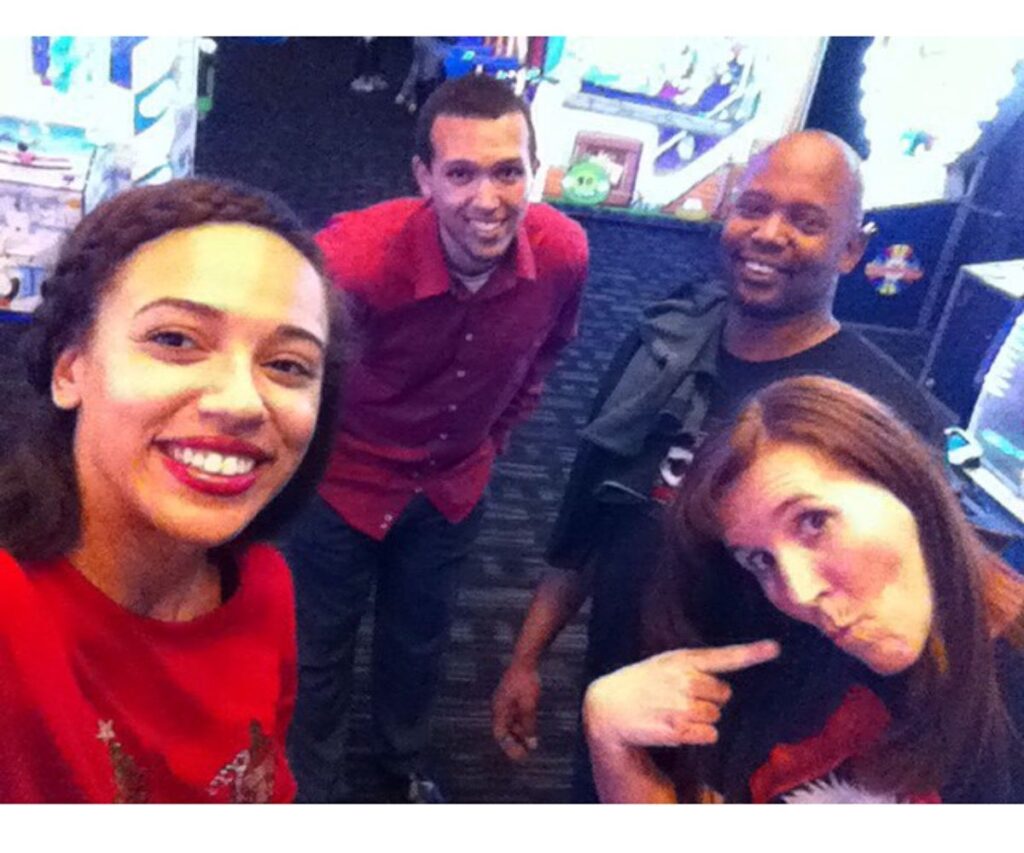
[405,202,537,302]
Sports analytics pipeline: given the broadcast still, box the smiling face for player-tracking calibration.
[720,134,867,320]
[413,111,535,276]
[717,442,934,675]
[51,223,329,549]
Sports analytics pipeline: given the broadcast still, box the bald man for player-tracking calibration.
[491,130,949,801]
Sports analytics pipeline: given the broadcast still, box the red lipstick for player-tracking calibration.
[161,436,272,462]
[155,437,270,498]
[161,455,259,497]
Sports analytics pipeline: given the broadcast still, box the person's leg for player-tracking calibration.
[413,74,443,114]
[395,37,423,107]
[395,55,418,105]
[280,495,379,802]
[352,37,369,78]
[366,37,388,90]
[369,496,485,794]
[351,37,375,92]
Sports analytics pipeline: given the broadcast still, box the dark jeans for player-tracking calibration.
[352,37,384,79]
[281,493,485,803]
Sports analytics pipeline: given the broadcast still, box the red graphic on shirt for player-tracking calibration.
[96,718,277,803]
[206,721,277,804]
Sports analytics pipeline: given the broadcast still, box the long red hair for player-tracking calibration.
[647,375,1024,800]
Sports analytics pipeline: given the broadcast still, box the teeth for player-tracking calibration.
[745,261,777,274]
[168,446,258,477]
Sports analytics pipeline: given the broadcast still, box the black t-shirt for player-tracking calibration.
[703,328,949,446]
[652,328,949,506]
[576,328,950,685]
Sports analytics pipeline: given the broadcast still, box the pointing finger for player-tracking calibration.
[686,640,781,674]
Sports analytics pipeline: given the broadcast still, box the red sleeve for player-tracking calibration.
[314,198,424,305]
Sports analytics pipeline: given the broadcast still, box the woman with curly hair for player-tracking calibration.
[0,178,345,802]
[584,376,1024,803]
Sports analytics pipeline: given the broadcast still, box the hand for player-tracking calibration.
[583,640,781,751]
[491,662,541,760]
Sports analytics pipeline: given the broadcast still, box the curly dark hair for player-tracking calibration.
[1,177,347,561]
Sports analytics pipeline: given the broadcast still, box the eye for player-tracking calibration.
[266,358,317,380]
[796,509,832,540]
[732,547,777,578]
[791,213,829,236]
[733,195,771,219]
[445,166,474,184]
[495,164,525,183]
[146,329,198,350]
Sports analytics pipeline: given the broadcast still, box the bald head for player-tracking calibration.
[720,129,872,323]
[745,130,865,235]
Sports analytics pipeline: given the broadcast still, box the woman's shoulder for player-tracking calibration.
[235,542,292,584]
[0,550,75,659]
[0,548,62,600]
[231,544,295,614]
[0,550,29,607]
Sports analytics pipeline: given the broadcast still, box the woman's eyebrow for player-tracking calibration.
[772,493,815,518]
[133,297,222,320]
[133,298,325,351]
[276,325,325,352]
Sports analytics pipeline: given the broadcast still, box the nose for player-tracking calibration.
[197,354,267,433]
[775,546,830,610]
[750,210,788,248]
[472,176,501,212]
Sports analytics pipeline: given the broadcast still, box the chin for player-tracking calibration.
[471,243,512,264]
[859,646,923,677]
[733,294,788,320]
[147,501,260,550]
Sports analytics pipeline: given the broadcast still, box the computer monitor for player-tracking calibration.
[965,301,1024,524]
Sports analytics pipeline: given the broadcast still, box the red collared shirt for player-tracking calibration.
[316,198,588,540]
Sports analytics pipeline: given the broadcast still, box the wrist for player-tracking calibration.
[582,678,627,751]
[507,653,541,672]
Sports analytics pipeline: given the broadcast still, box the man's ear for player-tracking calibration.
[51,346,84,411]
[412,156,432,200]
[838,226,871,275]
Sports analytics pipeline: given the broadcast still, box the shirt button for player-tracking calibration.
[384,513,394,522]
[379,522,388,530]
[465,332,474,342]
[429,459,437,467]
[414,486,423,494]
[448,403,458,412]
[456,369,467,379]
[439,432,449,440]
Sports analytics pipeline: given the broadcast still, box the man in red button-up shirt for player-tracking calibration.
[281,74,589,803]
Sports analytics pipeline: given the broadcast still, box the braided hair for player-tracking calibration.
[2,177,346,560]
